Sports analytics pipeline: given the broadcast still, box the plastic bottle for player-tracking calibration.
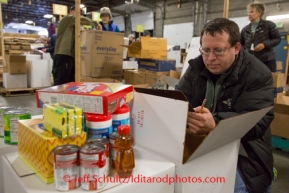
[85,113,113,139]
[115,125,135,178]
[112,105,130,133]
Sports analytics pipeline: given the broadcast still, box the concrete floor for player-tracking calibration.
[0,94,288,192]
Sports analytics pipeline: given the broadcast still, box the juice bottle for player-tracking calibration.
[115,125,135,178]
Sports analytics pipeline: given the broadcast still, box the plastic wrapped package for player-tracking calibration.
[43,103,83,138]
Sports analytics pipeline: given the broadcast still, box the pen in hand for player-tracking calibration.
[199,99,206,114]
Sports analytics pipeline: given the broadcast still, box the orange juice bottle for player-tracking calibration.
[115,125,135,178]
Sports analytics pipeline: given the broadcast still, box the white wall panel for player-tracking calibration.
[113,16,125,31]
[131,11,154,31]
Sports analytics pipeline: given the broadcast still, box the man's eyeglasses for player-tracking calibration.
[199,46,232,57]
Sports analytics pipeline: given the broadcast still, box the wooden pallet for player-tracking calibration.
[31,87,49,93]
[0,87,34,96]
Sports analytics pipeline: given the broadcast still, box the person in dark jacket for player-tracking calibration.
[241,1,281,72]
[41,23,57,58]
[99,7,120,32]
[53,6,101,86]
[176,18,274,193]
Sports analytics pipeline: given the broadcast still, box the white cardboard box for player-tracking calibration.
[3,73,27,88]
[26,59,51,88]
[131,88,271,193]
[2,146,175,193]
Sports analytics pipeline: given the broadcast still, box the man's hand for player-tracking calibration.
[41,48,47,52]
[254,43,265,52]
[187,106,216,135]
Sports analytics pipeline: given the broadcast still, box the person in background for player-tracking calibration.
[143,30,151,37]
[53,5,102,86]
[176,18,274,193]
[240,1,281,72]
[99,7,120,32]
[40,23,57,58]
[128,34,135,45]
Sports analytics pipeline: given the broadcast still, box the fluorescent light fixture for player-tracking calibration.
[44,14,53,18]
[25,20,33,24]
[266,14,289,20]
[80,4,85,8]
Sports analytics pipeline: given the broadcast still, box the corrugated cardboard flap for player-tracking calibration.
[134,88,194,112]
[185,107,272,163]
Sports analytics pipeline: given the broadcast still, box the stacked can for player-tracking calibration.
[80,144,106,191]
[86,138,110,176]
[109,132,119,168]
[53,145,80,191]
[85,113,113,139]
[112,105,130,133]
[4,109,31,145]
[0,106,17,138]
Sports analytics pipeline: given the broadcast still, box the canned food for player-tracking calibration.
[86,138,110,176]
[0,106,17,138]
[80,144,106,191]
[4,109,31,144]
[109,132,119,168]
[53,145,79,191]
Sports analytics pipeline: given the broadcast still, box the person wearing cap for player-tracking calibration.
[53,5,102,86]
[99,7,120,32]
[40,23,57,58]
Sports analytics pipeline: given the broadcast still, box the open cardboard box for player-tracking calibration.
[122,37,168,60]
[271,92,289,138]
[131,88,271,193]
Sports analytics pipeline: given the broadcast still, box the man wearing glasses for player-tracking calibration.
[176,18,274,193]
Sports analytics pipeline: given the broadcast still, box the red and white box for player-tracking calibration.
[36,82,133,115]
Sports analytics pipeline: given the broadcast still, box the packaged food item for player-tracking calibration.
[85,113,112,139]
[0,106,18,138]
[53,145,79,191]
[86,138,110,176]
[80,144,106,190]
[36,82,134,115]
[43,103,83,138]
[4,109,31,144]
[109,132,119,168]
[115,125,135,178]
[112,105,130,132]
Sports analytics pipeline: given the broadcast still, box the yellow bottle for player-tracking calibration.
[115,125,135,178]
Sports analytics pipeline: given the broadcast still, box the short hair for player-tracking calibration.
[247,1,265,17]
[200,18,240,47]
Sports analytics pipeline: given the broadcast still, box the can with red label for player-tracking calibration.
[86,138,110,176]
[80,144,106,191]
[53,145,79,191]
[109,132,119,168]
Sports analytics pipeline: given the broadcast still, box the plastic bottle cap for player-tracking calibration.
[113,105,130,115]
[85,113,112,122]
[118,125,130,135]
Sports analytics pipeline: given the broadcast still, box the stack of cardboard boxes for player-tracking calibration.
[123,37,177,86]
[3,54,28,88]
[80,30,124,82]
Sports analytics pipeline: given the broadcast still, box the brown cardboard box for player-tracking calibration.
[81,30,124,78]
[272,72,284,88]
[80,76,121,83]
[271,92,289,138]
[123,37,167,59]
[276,61,283,72]
[5,54,27,74]
[123,70,148,85]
